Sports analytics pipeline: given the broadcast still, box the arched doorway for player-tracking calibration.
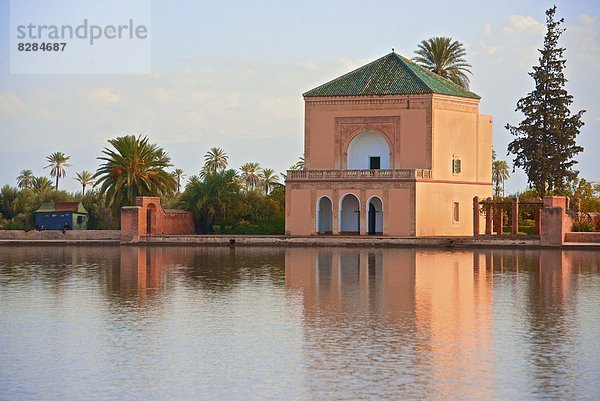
[146,204,156,235]
[347,131,391,170]
[317,196,333,234]
[339,194,360,234]
[367,197,383,235]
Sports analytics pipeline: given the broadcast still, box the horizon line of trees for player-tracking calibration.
[1,136,303,233]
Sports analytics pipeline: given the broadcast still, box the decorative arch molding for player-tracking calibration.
[346,131,391,170]
[335,116,401,169]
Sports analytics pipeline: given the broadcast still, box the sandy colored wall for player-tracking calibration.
[387,188,413,236]
[477,115,493,183]
[415,181,492,236]
[431,96,485,182]
[305,95,429,170]
[285,188,312,235]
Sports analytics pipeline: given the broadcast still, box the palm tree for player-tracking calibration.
[45,152,71,190]
[172,168,186,193]
[179,169,241,233]
[32,176,53,193]
[74,170,96,195]
[294,156,305,170]
[492,160,510,197]
[239,162,262,190]
[260,168,279,195]
[16,169,35,189]
[203,147,229,175]
[413,37,472,89]
[95,135,177,212]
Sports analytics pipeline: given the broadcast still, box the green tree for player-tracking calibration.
[293,156,305,170]
[179,170,241,233]
[506,6,585,196]
[16,169,35,189]
[172,168,186,193]
[203,147,229,175]
[413,37,472,89]
[239,162,262,190]
[260,168,279,195]
[44,151,71,190]
[74,170,96,195]
[32,176,53,193]
[492,160,510,197]
[95,135,177,212]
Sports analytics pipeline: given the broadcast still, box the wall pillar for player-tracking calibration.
[495,208,504,236]
[120,206,141,243]
[485,198,493,235]
[332,190,339,235]
[473,196,480,237]
[540,196,567,246]
[359,190,367,236]
[512,197,519,235]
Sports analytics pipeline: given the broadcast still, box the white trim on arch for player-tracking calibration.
[316,195,333,234]
[366,196,384,235]
[338,193,361,233]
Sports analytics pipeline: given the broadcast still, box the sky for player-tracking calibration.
[0,0,598,194]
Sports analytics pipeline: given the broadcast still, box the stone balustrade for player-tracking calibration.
[286,169,432,180]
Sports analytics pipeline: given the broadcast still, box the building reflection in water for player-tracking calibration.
[120,247,165,300]
[285,248,599,400]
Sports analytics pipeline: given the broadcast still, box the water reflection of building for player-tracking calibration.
[285,248,496,399]
[120,247,165,294]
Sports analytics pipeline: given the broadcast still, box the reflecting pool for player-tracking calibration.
[1,246,599,400]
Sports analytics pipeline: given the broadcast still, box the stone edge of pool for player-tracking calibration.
[0,231,598,248]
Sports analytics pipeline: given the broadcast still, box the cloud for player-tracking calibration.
[0,92,25,116]
[38,91,59,101]
[503,15,545,34]
[482,22,492,37]
[88,88,121,104]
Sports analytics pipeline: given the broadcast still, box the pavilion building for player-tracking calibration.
[285,52,492,236]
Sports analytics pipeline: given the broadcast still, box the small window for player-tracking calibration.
[452,158,461,174]
[369,156,381,170]
[453,202,460,222]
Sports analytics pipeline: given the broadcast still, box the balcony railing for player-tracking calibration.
[286,169,432,180]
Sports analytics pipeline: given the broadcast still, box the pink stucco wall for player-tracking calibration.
[305,95,430,170]
[121,197,195,243]
[287,92,493,237]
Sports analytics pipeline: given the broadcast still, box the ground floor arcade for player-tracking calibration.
[285,174,492,237]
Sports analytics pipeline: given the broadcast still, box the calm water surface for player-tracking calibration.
[0,246,599,401]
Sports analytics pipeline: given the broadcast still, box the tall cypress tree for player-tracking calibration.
[506,6,585,196]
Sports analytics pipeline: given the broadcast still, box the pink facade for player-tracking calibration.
[121,196,195,243]
[285,52,493,236]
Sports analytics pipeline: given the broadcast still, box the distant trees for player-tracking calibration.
[413,37,472,89]
[176,147,286,234]
[94,135,177,212]
[32,176,53,193]
[259,168,279,195]
[240,162,262,190]
[203,147,229,175]
[172,168,186,193]
[2,138,292,233]
[492,160,510,197]
[45,152,71,190]
[506,6,585,196]
[74,171,95,195]
[16,169,35,189]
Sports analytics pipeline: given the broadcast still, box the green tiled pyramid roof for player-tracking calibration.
[303,52,479,99]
